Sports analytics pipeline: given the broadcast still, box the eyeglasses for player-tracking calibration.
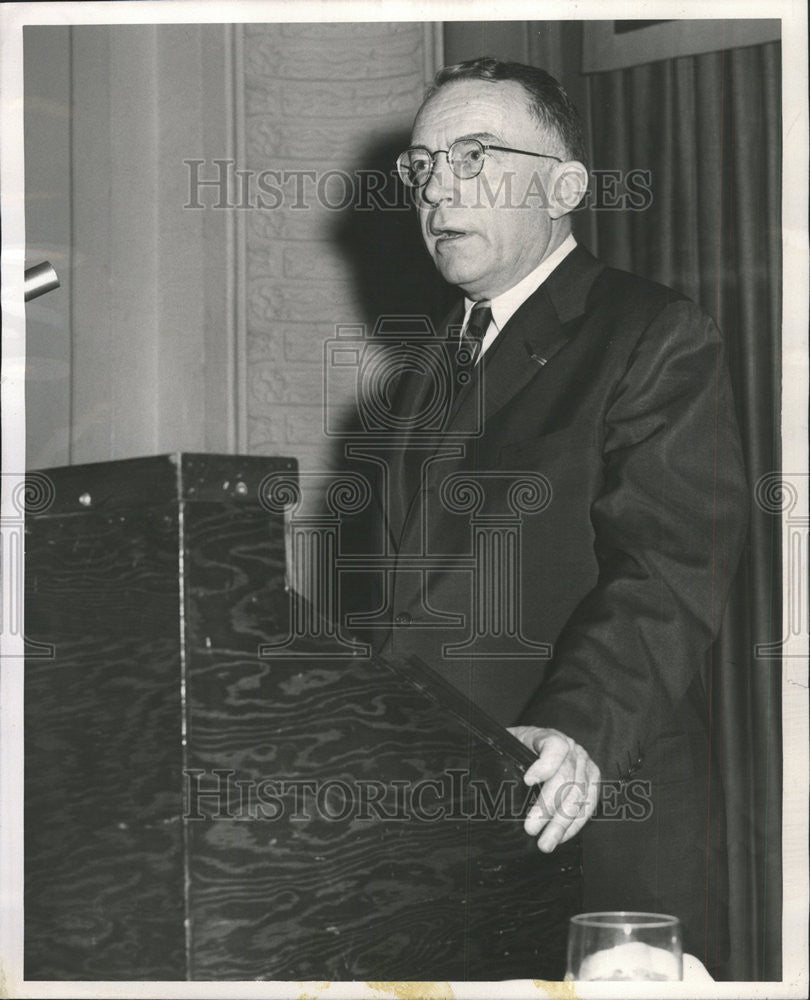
[396,137,562,189]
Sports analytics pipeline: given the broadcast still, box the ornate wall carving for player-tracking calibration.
[242,23,434,473]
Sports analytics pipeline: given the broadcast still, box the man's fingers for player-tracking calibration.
[558,763,601,845]
[524,762,572,834]
[522,732,573,785]
[534,751,587,850]
[524,753,600,850]
[524,747,583,838]
[510,725,602,849]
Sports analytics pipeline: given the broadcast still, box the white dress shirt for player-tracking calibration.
[460,234,577,361]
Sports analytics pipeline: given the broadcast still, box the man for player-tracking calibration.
[346,58,748,974]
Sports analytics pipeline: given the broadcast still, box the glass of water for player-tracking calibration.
[566,912,683,981]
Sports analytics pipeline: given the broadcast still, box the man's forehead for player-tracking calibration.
[411,78,537,145]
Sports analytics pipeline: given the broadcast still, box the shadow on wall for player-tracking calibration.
[318,130,457,623]
[332,129,455,327]
[324,128,456,455]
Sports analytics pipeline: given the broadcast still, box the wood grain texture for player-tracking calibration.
[25,454,581,982]
[184,641,580,980]
[23,454,295,980]
[25,504,186,979]
[183,498,580,980]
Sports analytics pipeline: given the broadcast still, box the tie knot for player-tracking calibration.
[465,301,492,345]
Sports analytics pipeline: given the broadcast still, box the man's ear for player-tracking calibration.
[547,161,588,219]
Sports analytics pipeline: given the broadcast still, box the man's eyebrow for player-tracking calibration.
[458,131,503,144]
[408,130,505,149]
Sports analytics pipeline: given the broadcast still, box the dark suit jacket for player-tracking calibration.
[342,244,748,972]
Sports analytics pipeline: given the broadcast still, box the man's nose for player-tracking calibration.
[421,152,456,205]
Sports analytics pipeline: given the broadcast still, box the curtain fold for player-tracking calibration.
[586,41,782,982]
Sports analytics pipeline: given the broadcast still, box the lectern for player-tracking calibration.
[25,454,581,981]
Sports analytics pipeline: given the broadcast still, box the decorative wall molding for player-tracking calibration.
[240,23,433,482]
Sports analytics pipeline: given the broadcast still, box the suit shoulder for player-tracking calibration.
[576,259,722,359]
[589,262,695,318]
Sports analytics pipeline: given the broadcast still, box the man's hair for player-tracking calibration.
[426,57,586,165]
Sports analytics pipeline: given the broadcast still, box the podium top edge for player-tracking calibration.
[24,453,299,516]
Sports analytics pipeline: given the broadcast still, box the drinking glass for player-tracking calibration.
[566,912,683,981]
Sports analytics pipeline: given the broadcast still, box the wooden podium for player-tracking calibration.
[24,454,581,981]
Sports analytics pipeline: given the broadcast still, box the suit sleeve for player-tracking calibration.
[517,299,749,781]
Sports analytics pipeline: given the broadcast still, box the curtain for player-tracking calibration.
[586,42,782,981]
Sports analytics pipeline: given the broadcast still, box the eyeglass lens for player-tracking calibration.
[398,138,486,187]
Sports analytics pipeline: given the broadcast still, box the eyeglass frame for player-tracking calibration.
[396,137,563,188]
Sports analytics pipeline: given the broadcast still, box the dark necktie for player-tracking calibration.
[458,300,492,368]
[453,300,492,395]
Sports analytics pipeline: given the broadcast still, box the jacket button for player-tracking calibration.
[394,611,412,626]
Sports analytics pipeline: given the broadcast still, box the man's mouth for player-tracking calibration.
[431,226,472,246]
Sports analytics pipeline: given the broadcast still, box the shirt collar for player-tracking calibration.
[463,234,578,334]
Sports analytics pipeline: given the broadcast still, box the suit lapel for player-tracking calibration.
[393,245,606,548]
[449,245,605,436]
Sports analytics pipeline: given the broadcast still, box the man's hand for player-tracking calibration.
[507,726,600,852]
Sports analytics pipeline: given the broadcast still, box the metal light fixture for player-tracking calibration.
[24,261,60,302]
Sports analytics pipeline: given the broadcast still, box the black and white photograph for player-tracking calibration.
[0,1,806,997]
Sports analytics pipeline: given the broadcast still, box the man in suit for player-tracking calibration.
[344,57,748,974]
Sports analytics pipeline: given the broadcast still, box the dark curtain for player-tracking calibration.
[440,22,783,980]
[585,42,782,981]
